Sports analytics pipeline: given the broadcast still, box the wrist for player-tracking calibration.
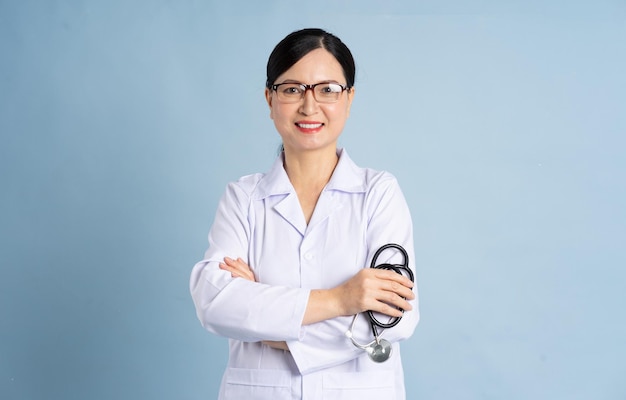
[326,286,345,317]
[303,288,344,325]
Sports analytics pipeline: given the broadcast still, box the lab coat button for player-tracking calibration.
[304,253,314,261]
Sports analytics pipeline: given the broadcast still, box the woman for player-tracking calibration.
[190,28,419,399]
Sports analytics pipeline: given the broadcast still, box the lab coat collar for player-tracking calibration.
[254,153,292,200]
[254,148,366,200]
[325,148,367,194]
[255,149,366,235]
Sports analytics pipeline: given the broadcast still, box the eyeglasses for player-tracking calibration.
[271,82,349,103]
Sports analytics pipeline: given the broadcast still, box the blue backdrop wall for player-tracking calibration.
[1,1,625,399]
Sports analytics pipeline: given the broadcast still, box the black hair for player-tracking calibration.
[265,28,356,89]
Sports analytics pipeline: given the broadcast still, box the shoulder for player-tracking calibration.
[224,173,265,199]
[349,156,402,198]
[348,160,408,214]
[361,168,405,207]
[332,149,401,195]
[363,168,399,190]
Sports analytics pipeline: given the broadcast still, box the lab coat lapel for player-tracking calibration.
[256,153,308,236]
[258,149,364,237]
[307,149,365,233]
[273,193,307,236]
[306,191,343,234]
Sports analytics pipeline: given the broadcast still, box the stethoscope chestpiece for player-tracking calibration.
[368,339,392,363]
[346,313,393,363]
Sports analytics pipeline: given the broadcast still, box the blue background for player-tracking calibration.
[1,1,625,399]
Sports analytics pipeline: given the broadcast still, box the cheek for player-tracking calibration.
[273,106,298,126]
[324,104,348,121]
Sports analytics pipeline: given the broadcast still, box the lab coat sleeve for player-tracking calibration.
[287,173,420,375]
[190,181,310,342]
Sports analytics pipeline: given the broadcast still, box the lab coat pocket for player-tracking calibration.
[322,370,396,400]
[223,367,291,400]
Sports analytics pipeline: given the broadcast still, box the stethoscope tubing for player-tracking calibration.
[367,243,414,330]
[346,243,414,360]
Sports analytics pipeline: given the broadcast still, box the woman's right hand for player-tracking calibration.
[331,268,415,318]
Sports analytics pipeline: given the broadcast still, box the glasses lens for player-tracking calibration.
[274,83,345,103]
[314,83,343,103]
[275,84,304,103]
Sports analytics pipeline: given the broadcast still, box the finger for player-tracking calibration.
[384,280,415,300]
[223,256,242,267]
[374,269,414,289]
[370,299,405,318]
[231,271,253,280]
[224,257,252,270]
[219,260,245,274]
[362,269,414,299]
[239,269,255,281]
[374,294,412,317]
[223,257,256,281]
[378,289,413,311]
[223,257,249,273]
[233,258,256,280]
[219,262,237,274]
[220,262,255,281]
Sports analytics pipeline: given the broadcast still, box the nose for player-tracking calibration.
[299,89,318,115]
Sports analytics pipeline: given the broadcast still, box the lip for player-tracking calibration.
[295,120,324,134]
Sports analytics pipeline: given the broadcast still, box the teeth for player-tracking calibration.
[297,123,323,129]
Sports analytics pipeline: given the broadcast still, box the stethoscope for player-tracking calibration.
[345,243,414,363]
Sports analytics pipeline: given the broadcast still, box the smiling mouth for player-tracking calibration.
[295,122,324,129]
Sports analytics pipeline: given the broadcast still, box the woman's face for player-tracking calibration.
[265,48,354,155]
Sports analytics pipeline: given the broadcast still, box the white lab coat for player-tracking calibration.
[190,149,419,400]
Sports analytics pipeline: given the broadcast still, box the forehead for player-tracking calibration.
[276,48,345,83]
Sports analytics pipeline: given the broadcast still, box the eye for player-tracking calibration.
[281,85,303,95]
[318,83,342,94]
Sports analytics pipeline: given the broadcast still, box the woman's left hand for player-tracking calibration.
[219,257,256,282]
[219,257,289,351]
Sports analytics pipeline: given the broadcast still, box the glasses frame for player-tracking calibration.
[271,82,349,103]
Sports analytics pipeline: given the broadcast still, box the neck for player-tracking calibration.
[283,147,339,191]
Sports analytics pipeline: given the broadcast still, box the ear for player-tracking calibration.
[265,88,274,119]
